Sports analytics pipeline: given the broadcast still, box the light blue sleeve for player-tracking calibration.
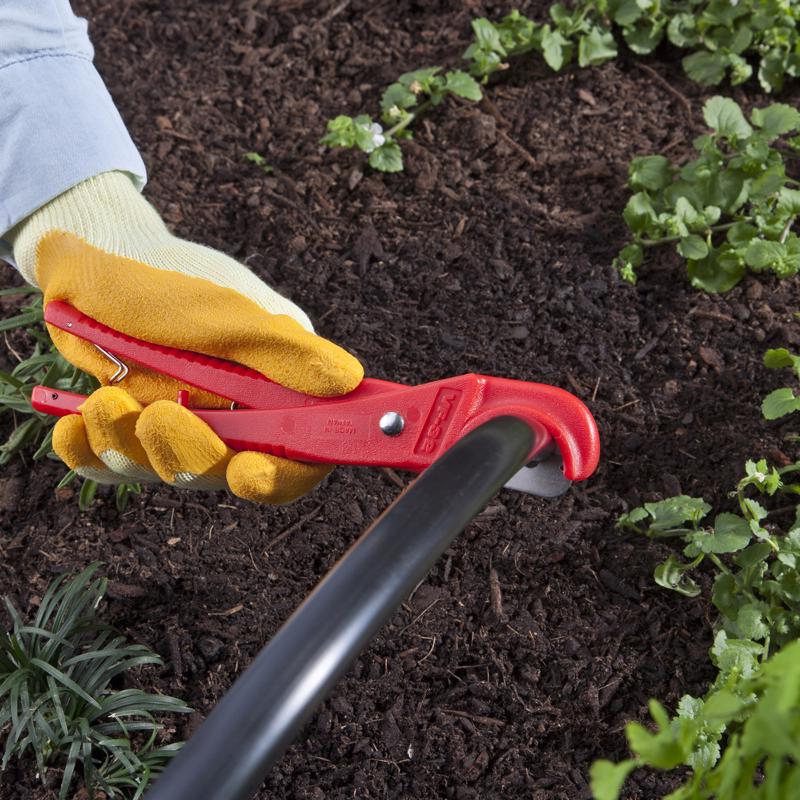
[0,1,147,262]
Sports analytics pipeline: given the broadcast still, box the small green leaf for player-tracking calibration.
[745,239,784,271]
[540,27,572,71]
[726,222,758,247]
[734,541,773,568]
[666,13,697,48]
[623,20,664,55]
[655,554,701,597]
[711,630,762,680]
[702,689,745,719]
[678,234,709,260]
[692,513,751,554]
[443,70,482,101]
[577,27,617,68]
[644,495,712,533]
[777,188,800,216]
[368,142,403,173]
[320,115,358,148]
[762,387,800,420]
[629,155,672,192]
[703,96,753,140]
[684,51,729,86]
[589,759,637,800]
[750,165,787,199]
[78,479,98,512]
[751,104,800,139]
[763,348,799,371]
[611,0,645,26]
[614,242,644,283]
[622,192,657,234]
[380,83,418,114]
[736,604,769,640]
[687,247,746,293]
[398,67,442,89]
[471,19,505,56]
[758,49,787,93]
[626,701,688,768]
[244,152,272,173]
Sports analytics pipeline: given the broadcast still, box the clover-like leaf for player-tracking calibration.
[687,248,746,293]
[703,96,753,140]
[762,387,800,420]
[368,142,403,173]
[622,192,658,234]
[751,104,800,139]
[678,234,709,260]
[541,27,573,71]
[629,155,672,192]
[443,70,482,101]
[577,27,617,67]
[764,348,800,372]
[380,83,418,114]
[745,239,784,270]
[623,19,664,55]
[684,51,729,86]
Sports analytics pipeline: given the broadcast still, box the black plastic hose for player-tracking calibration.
[145,415,533,800]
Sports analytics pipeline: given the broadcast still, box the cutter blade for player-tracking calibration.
[503,452,571,497]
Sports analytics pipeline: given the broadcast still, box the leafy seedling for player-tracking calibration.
[0,563,190,799]
[599,446,800,797]
[592,639,800,799]
[616,96,800,291]
[0,289,139,509]
[548,0,800,92]
[321,66,481,172]
[762,347,800,419]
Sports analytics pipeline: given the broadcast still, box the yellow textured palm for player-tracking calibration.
[10,172,363,503]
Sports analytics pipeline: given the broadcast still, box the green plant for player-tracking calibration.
[320,8,612,172]
[244,151,273,173]
[0,288,97,465]
[0,563,190,799]
[616,95,800,291]
[762,347,800,419]
[591,457,800,797]
[465,7,617,78]
[591,638,800,799]
[614,0,800,92]
[321,66,482,172]
[0,288,141,510]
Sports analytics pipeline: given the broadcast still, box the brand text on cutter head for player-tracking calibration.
[414,389,462,454]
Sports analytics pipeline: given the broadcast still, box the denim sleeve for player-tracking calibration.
[0,1,147,263]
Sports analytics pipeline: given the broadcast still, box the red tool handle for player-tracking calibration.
[34,302,601,480]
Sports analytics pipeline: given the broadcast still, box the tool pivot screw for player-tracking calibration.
[379,411,405,436]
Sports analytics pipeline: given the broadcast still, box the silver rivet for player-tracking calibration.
[379,411,405,436]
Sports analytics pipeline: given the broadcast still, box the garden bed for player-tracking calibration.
[3,1,800,798]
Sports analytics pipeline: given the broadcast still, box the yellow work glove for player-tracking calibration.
[9,171,363,504]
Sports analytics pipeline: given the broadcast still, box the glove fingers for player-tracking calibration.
[136,400,233,490]
[38,233,364,404]
[79,387,160,482]
[227,451,332,505]
[52,414,138,485]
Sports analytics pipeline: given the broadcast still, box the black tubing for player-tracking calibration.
[145,416,533,800]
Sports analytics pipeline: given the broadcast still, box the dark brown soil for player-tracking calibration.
[3,2,800,799]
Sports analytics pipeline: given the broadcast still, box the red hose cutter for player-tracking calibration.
[32,301,600,497]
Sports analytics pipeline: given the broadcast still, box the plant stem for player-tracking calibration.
[640,221,739,247]
[385,99,432,139]
[709,553,732,576]
[779,215,795,244]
